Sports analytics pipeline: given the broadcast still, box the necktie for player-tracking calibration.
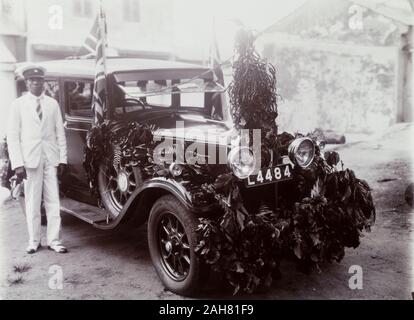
[36,98,42,121]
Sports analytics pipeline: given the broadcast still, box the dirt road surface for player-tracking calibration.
[0,123,413,300]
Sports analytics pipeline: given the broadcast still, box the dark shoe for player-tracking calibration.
[48,244,68,254]
[26,244,41,254]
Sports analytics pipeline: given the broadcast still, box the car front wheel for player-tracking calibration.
[148,195,204,296]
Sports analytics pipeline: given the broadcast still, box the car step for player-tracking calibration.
[60,197,110,225]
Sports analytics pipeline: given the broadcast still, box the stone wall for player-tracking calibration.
[258,0,407,134]
[260,38,398,134]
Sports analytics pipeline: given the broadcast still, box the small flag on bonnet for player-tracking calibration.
[209,19,224,86]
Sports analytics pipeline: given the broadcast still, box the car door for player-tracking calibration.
[61,78,96,205]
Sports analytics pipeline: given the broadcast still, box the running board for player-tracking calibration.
[60,197,110,225]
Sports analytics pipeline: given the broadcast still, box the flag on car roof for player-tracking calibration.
[209,19,224,86]
[209,18,224,119]
[77,16,99,57]
[90,4,108,124]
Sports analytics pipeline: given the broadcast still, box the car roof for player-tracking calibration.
[29,58,210,78]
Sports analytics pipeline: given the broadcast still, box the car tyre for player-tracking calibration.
[148,194,205,296]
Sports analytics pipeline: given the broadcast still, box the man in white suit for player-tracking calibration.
[7,65,68,254]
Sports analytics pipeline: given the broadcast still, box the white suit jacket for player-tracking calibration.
[6,92,67,170]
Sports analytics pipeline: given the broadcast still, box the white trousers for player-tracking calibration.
[24,156,62,247]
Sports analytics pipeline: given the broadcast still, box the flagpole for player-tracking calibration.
[98,0,108,120]
[209,16,224,87]
[99,0,107,72]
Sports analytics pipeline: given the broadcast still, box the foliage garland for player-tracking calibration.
[195,150,376,295]
[194,29,376,294]
[228,29,278,131]
[83,121,156,201]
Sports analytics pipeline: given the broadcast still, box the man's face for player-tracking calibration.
[26,77,45,96]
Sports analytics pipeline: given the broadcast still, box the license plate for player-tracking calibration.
[244,164,292,188]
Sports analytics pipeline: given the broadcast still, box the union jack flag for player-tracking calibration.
[80,6,107,124]
[77,11,107,58]
[78,16,99,57]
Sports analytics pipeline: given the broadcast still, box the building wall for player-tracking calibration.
[259,0,409,134]
[25,0,174,61]
[0,63,17,137]
[260,35,397,134]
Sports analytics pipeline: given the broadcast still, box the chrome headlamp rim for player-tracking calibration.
[288,137,315,168]
[227,146,256,179]
[168,162,183,177]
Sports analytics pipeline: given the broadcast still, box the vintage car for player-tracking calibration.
[2,58,319,295]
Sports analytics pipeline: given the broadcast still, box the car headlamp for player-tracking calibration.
[169,162,183,177]
[288,137,315,168]
[227,146,255,179]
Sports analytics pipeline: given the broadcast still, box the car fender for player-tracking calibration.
[93,177,196,230]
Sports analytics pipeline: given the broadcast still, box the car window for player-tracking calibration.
[64,80,93,117]
[44,79,60,101]
[145,80,172,107]
[116,78,224,114]
[178,79,206,108]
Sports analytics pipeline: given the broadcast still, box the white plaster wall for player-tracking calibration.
[0,63,17,138]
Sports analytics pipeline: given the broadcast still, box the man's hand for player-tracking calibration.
[57,163,67,179]
[14,166,27,182]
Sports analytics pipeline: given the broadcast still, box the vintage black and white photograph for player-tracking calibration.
[0,0,413,302]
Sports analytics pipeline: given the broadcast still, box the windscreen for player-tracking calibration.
[112,70,227,120]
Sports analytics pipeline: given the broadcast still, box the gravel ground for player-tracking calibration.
[0,123,413,300]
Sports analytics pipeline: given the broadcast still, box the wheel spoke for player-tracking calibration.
[175,218,179,234]
[171,255,177,271]
[183,254,190,265]
[177,256,184,274]
[168,217,175,233]
[176,231,183,240]
[100,167,116,182]
[108,179,118,190]
[114,189,121,202]
[162,224,171,237]
[99,168,116,196]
